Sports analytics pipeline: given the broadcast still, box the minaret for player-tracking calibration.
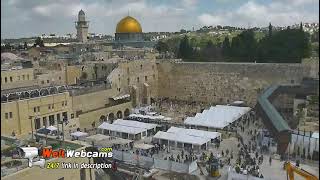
[75,9,89,43]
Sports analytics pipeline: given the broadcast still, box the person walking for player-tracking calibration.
[269,156,272,166]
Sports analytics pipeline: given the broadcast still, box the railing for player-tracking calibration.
[112,150,198,174]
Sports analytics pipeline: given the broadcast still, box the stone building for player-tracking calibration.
[75,9,89,43]
[1,68,35,90]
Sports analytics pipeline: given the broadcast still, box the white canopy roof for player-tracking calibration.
[163,117,172,121]
[153,131,210,146]
[134,143,155,150]
[167,127,221,140]
[184,105,251,129]
[312,132,319,139]
[71,131,89,137]
[98,122,147,135]
[47,126,58,131]
[112,94,130,100]
[128,114,166,120]
[113,119,157,130]
[86,134,110,142]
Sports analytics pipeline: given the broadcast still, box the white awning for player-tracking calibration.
[312,132,319,139]
[167,127,221,140]
[98,122,147,135]
[71,131,89,137]
[163,117,172,121]
[86,134,110,142]
[184,105,251,129]
[134,143,155,150]
[47,126,58,131]
[153,131,210,146]
[113,119,157,130]
[112,94,130,100]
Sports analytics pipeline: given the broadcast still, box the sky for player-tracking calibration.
[1,0,319,39]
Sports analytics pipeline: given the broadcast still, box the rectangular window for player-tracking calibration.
[5,77,7,83]
[43,117,47,127]
[41,81,44,84]
[49,115,55,125]
[48,105,51,109]
[52,104,54,109]
[34,107,37,113]
[59,76,61,80]
[10,77,13,82]
[71,113,74,119]
[37,106,40,112]
[145,76,148,82]
[47,80,49,83]
[9,112,12,118]
[153,74,155,79]
[5,113,8,119]
[137,77,139,83]
[23,75,25,80]
[57,114,61,123]
[62,112,68,121]
[27,74,30,80]
[65,101,67,106]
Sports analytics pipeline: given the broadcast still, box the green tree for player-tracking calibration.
[180,29,187,33]
[222,37,231,57]
[178,35,194,60]
[34,37,44,47]
[229,30,257,62]
[268,22,272,37]
[24,42,28,49]
[155,41,169,53]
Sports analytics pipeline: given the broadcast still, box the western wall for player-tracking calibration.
[155,60,317,107]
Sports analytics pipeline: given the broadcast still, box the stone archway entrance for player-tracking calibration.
[124,108,130,118]
[116,111,123,119]
[109,113,115,122]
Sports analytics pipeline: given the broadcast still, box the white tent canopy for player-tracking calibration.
[153,131,210,146]
[184,105,251,129]
[167,127,221,140]
[86,134,110,142]
[134,143,155,150]
[71,131,88,137]
[47,126,58,131]
[312,132,319,139]
[113,119,157,130]
[98,122,147,135]
[128,113,168,121]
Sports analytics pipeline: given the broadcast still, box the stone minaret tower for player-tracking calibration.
[75,9,89,43]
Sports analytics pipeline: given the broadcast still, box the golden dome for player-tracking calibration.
[116,16,142,33]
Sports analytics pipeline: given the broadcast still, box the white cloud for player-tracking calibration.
[198,0,319,27]
[1,0,318,38]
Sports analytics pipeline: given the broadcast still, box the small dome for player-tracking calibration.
[116,16,142,33]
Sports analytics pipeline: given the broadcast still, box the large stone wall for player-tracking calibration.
[157,61,308,107]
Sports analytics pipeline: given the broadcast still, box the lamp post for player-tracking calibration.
[29,116,34,140]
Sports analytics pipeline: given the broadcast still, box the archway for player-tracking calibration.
[124,108,130,118]
[109,113,115,123]
[116,111,123,119]
[99,115,106,123]
[40,89,49,96]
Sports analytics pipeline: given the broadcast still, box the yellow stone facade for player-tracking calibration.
[1,92,73,136]
[1,68,35,90]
